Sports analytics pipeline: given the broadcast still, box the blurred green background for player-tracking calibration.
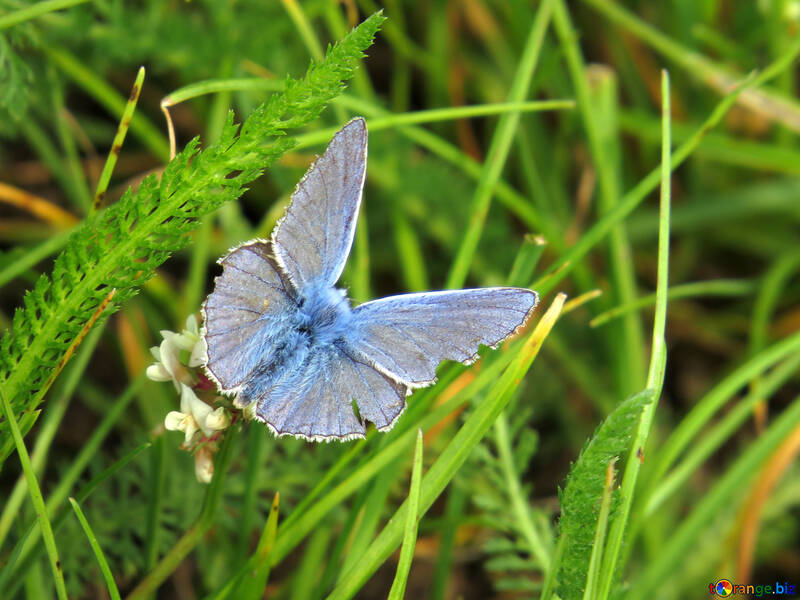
[1,1,800,598]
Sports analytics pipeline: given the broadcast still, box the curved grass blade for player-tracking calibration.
[0,386,67,600]
[596,69,673,600]
[235,492,280,600]
[69,497,121,600]
[0,0,90,29]
[388,429,424,600]
[590,279,756,327]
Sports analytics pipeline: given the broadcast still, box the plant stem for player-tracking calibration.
[125,426,239,600]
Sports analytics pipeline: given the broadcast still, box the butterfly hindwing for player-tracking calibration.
[251,344,407,440]
[348,288,539,387]
[202,241,295,393]
[272,118,367,290]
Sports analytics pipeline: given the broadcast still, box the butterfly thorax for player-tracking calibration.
[295,284,352,347]
[235,284,353,408]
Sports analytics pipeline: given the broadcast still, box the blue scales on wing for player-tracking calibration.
[247,344,407,440]
[271,118,367,291]
[202,241,295,393]
[348,288,539,387]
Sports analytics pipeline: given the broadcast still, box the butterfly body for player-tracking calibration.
[202,118,539,441]
[294,281,353,345]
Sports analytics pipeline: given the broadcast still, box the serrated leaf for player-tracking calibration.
[555,389,654,600]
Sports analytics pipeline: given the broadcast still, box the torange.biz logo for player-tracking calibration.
[709,579,796,597]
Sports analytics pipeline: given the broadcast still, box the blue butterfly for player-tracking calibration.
[202,118,539,441]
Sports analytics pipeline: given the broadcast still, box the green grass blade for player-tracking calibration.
[0,323,105,549]
[291,525,334,600]
[0,230,72,290]
[91,66,145,213]
[43,46,170,161]
[271,430,417,567]
[445,0,554,289]
[596,70,672,600]
[619,110,800,175]
[388,429,424,600]
[506,234,547,288]
[590,279,756,327]
[282,0,324,60]
[749,251,800,355]
[296,100,575,148]
[0,0,90,29]
[553,0,645,395]
[69,497,122,600]
[234,492,280,599]
[649,329,800,485]
[238,427,267,564]
[49,68,92,212]
[163,78,283,106]
[47,377,143,524]
[393,199,429,292]
[1,441,152,596]
[645,352,800,516]
[339,461,399,579]
[144,435,167,572]
[279,439,367,533]
[430,485,468,600]
[584,0,800,133]
[126,427,239,600]
[0,386,67,600]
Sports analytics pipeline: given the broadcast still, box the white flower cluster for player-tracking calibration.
[146,315,231,483]
[146,314,207,389]
[165,384,231,444]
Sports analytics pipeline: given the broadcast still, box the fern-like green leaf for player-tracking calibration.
[0,12,386,466]
[555,389,653,600]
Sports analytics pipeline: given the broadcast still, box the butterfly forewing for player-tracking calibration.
[203,241,294,392]
[272,118,367,290]
[348,288,539,387]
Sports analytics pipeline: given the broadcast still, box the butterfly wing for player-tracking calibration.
[271,118,367,290]
[347,288,539,387]
[202,240,296,393]
[249,344,407,440]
